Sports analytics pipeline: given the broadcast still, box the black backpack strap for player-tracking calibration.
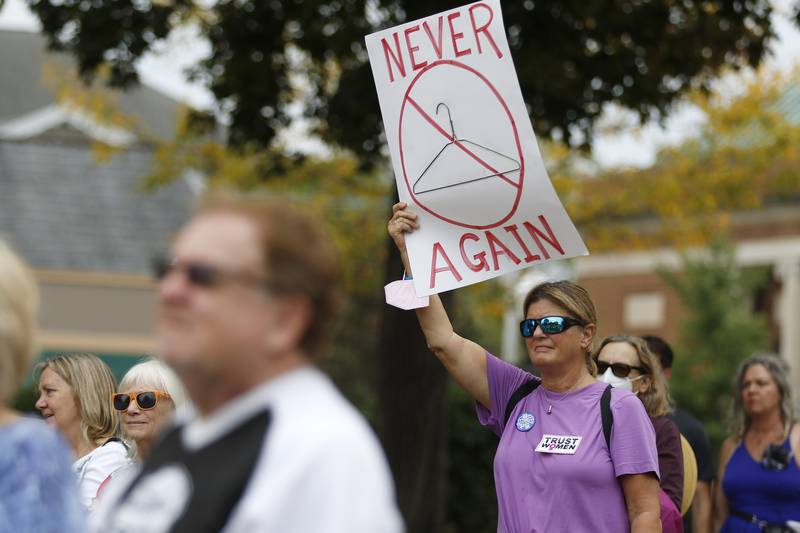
[103,436,129,451]
[600,384,613,449]
[504,381,614,448]
[504,379,541,424]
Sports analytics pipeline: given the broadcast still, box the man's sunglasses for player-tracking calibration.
[152,256,269,290]
[113,391,171,411]
[519,316,585,337]
[595,360,646,378]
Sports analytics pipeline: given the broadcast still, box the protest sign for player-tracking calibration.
[366,0,588,296]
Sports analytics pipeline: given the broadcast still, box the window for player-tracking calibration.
[623,292,665,329]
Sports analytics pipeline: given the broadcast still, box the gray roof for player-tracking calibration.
[0,140,196,274]
[0,29,198,275]
[0,29,181,140]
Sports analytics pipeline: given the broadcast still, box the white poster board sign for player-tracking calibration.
[366,0,588,297]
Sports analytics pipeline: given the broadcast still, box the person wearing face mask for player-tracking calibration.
[595,335,684,532]
[389,203,662,533]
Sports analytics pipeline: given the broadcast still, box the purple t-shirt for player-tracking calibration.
[476,353,659,533]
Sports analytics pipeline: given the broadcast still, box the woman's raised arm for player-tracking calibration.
[388,202,490,408]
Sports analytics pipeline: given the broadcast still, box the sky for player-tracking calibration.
[1,0,798,168]
[592,0,800,167]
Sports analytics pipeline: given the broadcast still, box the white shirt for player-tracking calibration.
[92,366,404,533]
[73,439,129,509]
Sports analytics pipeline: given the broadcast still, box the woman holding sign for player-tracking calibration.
[389,202,662,532]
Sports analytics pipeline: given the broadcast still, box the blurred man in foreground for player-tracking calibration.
[93,195,403,533]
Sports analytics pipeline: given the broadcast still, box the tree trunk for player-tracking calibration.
[376,233,450,533]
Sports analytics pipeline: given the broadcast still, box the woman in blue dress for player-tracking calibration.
[715,353,800,532]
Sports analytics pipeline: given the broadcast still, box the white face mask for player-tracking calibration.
[598,367,644,392]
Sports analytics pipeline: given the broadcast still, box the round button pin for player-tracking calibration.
[515,412,535,432]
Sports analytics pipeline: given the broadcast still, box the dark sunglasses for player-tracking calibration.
[761,443,794,472]
[519,316,585,337]
[595,360,646,378]
[152,256,269,290]
[113,391,171,411]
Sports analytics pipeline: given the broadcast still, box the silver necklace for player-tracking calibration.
[542,388,569,415]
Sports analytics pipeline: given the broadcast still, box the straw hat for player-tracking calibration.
[680,434,698,516]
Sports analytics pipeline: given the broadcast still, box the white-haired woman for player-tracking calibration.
[92,359,188,508]
[0,240,85,531]
[114,359,188,460]
[93,359,188,503]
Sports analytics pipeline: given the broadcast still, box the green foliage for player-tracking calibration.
[11,385,37,414]
[26,0,785,162]
[442,383,498,533]
[452,280,506,354]
[28,0,193,87]
[254,156,393,417]
[658,238,770,453]
[556,70,800,253]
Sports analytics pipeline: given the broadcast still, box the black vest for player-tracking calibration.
[106,409,271,533]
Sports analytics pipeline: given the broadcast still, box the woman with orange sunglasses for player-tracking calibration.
[93,359,188,514]
[113,359,188,460]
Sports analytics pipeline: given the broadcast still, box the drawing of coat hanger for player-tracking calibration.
[412,102,521,195]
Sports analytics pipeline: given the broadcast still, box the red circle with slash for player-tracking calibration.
[398,59,524,229]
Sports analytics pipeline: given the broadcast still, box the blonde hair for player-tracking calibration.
[36,353,121,443]
[119,358,188,414]
[595,335,674,417]
[0,240,39,404]
[522,280,598,375]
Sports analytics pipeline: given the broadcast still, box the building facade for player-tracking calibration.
[0,29,197,384]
